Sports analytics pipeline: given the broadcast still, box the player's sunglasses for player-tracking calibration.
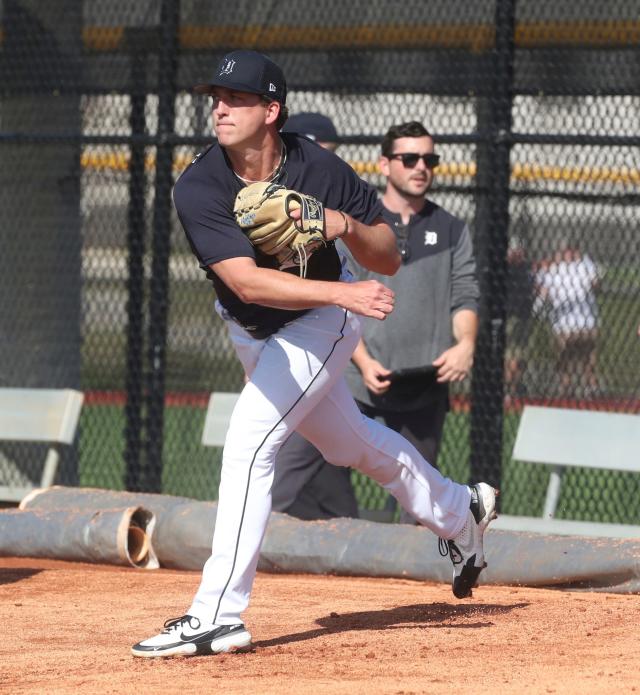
[388,153,440,169]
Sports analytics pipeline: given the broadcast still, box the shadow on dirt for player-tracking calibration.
[253,601,530,649]
[0,568,43,585]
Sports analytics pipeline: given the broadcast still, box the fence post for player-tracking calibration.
[124,29,151,492]
[470,0,515,490]
[142,0,180,493]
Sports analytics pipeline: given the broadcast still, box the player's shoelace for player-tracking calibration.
[162,615,200,634]
[438,537,463,564]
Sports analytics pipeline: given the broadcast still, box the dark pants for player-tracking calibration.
[272,430,359,520]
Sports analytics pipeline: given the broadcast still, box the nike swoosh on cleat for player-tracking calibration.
[179,629,217,642]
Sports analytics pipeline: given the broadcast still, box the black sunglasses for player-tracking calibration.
[388,152,440,169]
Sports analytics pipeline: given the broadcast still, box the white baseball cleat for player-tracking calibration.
[131,615,252,658]
[439,482,499,598]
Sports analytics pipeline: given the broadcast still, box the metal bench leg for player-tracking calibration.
[40,448,61,488]
[543,465,564,519]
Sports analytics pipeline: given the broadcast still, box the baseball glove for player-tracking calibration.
[233,182,326,276]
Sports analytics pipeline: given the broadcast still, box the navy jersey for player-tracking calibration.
[173,133,384,334]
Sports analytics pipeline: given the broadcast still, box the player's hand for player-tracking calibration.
[432,340,474,383]
[340,280,395,320]
[360,358,392,395]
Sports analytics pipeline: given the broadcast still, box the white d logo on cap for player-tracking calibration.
[220,59,236,76]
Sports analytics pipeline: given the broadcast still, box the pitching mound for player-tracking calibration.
[1,557,637,694]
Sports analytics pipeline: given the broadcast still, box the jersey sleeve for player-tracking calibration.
[316,150,384,225]
[172,167,255,269]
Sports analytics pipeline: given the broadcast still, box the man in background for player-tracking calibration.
[345,120,479,522]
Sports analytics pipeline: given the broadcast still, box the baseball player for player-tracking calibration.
[131,49,497,659]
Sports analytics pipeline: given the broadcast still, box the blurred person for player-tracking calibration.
[282,111,340,152]
[131,51,496,658]
[534,243,600,397]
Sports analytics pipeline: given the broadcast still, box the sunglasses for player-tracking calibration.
[388,152,440,169]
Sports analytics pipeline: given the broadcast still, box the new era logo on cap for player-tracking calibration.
[194,50,287,105]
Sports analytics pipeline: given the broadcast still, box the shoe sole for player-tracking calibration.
[452,485,499,599]
[131,629,252,658]
[210,629,253,654]
[131,642,199,658]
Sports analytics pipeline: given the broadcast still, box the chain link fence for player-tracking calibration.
[1,0,639,522]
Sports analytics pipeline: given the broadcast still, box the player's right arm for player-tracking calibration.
[211,256,395,321]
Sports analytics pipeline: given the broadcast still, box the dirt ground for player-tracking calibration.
[2,557,639,695]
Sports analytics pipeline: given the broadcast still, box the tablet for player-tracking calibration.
[387,365,438,382]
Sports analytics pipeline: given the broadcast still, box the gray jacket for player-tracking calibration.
[344,200,479,410]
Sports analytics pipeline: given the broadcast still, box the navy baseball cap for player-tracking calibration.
[194,49,287,105]
[282,112,339,143]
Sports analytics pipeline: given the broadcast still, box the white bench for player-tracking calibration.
[0,388,84,503]
[201,392,240,447]
[493,405,640,538]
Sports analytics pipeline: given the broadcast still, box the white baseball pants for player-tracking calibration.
[188,304,471,625]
